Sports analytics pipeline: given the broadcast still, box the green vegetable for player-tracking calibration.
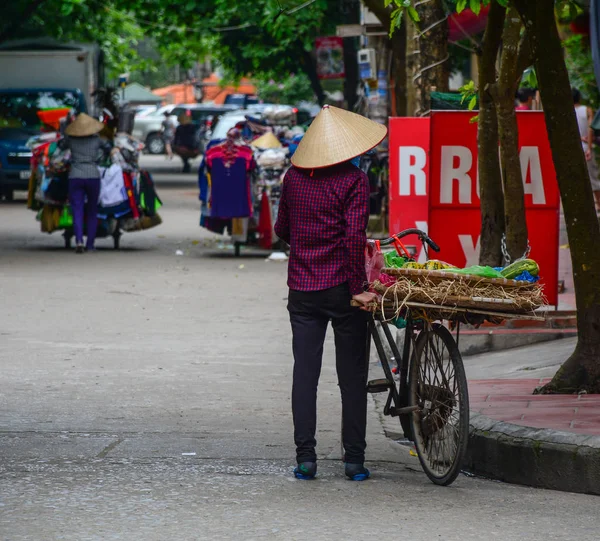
[384,251,407,268]
[500,259,540,279]
[440,265,505,278]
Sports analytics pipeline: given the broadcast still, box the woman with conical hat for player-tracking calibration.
[275,105,387,481]
[65,113,109,253]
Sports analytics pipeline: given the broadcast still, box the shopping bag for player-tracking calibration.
[58,205,73,229]
[365,240,385,283]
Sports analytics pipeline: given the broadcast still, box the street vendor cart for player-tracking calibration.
[27,128,162,249]
[361,228,546,486]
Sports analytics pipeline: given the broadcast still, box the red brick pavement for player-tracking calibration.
[469,379,600,436]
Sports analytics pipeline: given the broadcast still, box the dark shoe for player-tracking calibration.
[294,461,317,480]
[75,244,84,254]
[345,463,370,481]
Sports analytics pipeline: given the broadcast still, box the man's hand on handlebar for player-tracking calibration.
[352,291,378,311]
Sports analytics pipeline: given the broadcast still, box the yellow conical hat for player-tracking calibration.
[291,105,387,169]
[65,113,105,137]
[252,132,282,149]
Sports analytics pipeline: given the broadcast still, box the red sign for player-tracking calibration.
[388,117,431,262]
[388,111,560,306]
[315,37,345,80]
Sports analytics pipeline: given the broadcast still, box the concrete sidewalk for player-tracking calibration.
[463,338,600,494]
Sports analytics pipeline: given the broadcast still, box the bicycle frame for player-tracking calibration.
[365,229,441,432]
[366,229,470,485]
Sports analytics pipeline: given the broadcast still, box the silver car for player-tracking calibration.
[132,105,179,154]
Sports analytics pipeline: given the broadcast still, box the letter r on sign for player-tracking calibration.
[440,146,473,204]
[399,147,427,196]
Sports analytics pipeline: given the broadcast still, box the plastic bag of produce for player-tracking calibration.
[441,265,504,278]
[365,240,385,282]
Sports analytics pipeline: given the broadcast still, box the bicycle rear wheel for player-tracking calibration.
[409,323,469,486]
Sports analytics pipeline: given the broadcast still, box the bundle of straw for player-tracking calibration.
[372,274,546,319]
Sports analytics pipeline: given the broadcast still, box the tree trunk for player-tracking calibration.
[478,2,506,267]
[299,47,326,106]
[408,0,449,116]
[492,6,528,263]
[390,22,407,116]
[343,37,359,111]
[361,0,407,117]
[515,0,600,393]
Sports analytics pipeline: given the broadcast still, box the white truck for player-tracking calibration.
[0,38,104,199]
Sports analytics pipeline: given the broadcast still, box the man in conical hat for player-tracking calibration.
[275,105,387,481]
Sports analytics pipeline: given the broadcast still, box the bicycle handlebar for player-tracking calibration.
[375,228,441,253]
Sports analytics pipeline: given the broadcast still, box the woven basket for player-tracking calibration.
[382,267,533,288]
[372,277,546,314]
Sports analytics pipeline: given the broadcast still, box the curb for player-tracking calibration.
[458,328,576,356]
[393,316,577,357]
[466,412,600,495]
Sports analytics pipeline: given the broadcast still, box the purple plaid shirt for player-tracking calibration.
[275,163,369,295]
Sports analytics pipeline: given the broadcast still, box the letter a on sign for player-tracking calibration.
[399,147,427,195]
[520,147,546,205]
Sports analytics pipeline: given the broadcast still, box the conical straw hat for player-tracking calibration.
[252,132,282,149]
[291,105,387,169]
[65,113,105,137]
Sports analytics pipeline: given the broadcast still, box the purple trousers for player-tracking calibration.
[69,177,100,249]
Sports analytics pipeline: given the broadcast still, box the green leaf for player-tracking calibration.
[384,0,394,6]
[61,2,74,15]
[469,114,480,124]
[469,0,481,15]
[496,0,508,6]
[456,0,468,13]
[389,8,404,37]
[468,96,477,110]
[407,6,420,23]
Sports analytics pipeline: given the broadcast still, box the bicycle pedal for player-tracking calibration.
[367,378,392,393]
[391,405,421,416]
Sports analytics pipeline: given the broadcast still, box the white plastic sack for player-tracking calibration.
[99,164,127,207]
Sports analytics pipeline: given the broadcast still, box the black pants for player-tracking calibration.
[288,283,369,464]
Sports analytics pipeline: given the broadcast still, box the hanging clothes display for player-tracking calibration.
[205,139,254,218]
[199,134,256,235]
[199,116,306,253]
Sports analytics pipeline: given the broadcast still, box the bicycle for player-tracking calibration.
[364,228,470,486]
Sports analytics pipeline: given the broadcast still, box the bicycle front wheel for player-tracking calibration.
[409,323,469,486]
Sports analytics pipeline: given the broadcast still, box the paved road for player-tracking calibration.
[0,163,597,540]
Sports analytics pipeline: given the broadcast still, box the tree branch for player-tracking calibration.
[497,5,522,94]
[0,0,49,43]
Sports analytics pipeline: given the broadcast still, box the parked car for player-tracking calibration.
[224,94,259,107]
[0,88,85,200]
[206,110,264,146]
[133,103,240,154]
[132,104,178,154]
[132,105,158,117]
[247,103,316,126]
